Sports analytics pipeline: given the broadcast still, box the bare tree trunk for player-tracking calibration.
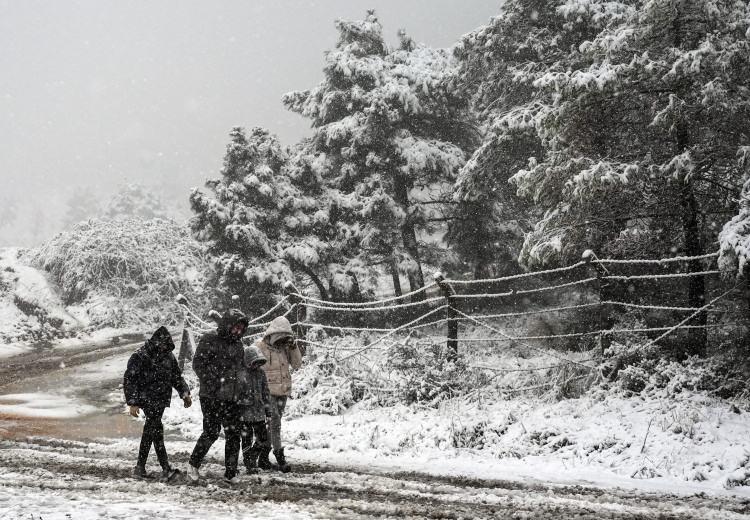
[474,259,489,280]
[346,270,362,303]
[401,223,425,293]
[394,174,425,297]
[290,259,330,301]
[390,255,403,297]
[680,179,707,356]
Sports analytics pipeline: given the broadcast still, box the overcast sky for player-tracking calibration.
[0,0,501,246]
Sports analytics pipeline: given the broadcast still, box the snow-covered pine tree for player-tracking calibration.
[190,127,369,306]
[283,141,376,302]
[283,11,472,295]
[450,0,598,278]
[63,187,100,229]
[507,0,750,354]
[190,127,295,305]
[105,182,169,220]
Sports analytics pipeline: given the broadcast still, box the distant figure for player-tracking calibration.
[238,345,271,473]
[256,316,302,472]
[123,326,192,481]
[188,309,248,484]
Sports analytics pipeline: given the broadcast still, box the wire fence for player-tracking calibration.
[178,250,746,382]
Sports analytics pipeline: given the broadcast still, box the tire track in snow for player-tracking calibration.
[0,440,748,519]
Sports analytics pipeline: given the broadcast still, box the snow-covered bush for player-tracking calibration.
[388,341,470,405]
[605,352,750,404]
[288,354,357,416]
[28,218,209,328]
[719,178,750,277]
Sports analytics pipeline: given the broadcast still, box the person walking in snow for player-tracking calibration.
[238,345,272,473]
[123,326,192,481]
[188,309,248,484]
[256,316,302,472]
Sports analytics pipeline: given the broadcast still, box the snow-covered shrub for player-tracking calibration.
[450,415,515,449]
[617,364,650,393]
[388,340,470,405]
[289,353,356,416]
[606,353,750,404]
[29,218,209,328]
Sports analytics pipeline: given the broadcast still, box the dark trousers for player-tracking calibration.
[189,397,242,478]
[137,406,169,469]
[240,419,269,468]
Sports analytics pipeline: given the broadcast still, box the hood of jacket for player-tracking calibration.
[244,345,267,367]
[145,326,174,356]
[217,308,249,338]
[263,316,293,346]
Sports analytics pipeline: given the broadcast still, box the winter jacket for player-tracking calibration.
[238,346,271,422]
[192,309,249,401]
[123,326,190,409]
[257,316,302,397]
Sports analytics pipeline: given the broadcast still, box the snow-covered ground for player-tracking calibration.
[156,382,750,497]
[1,327,749,518]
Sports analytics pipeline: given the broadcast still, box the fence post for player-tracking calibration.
[434,272,458,362]
[175,295,191,371]
[583,250,610,356]
[284,281,308,355]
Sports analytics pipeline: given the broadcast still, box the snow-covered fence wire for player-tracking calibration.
[178,249,744,399]
[290,250,739,358]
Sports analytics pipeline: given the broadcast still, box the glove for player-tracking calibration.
[129,405,140,417]
[183,394,193,408]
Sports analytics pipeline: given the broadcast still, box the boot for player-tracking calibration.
[161,466,180,482]
[274,448,291,473]
[132,465,151,479]
[257,446,273,470]
[245,447,260,474]
[187,464,202,482]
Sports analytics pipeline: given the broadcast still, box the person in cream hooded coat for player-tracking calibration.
[256,316,302,472]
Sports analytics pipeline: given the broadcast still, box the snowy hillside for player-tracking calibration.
[0,247,83,350]
[0,218,210,353]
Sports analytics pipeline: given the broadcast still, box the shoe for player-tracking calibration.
[274,448,291,473]
[244,447,260,474]
[187,464,201,482]
[257,447,273,470]
[132,465,151,479]
[224,475,240,485]
[161,467,180,481]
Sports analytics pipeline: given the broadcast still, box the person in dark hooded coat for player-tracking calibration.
[188,308,249,483]
[123,326,192,480]
[238,345,271,473]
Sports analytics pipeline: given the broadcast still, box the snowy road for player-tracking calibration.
[2,436,749,519]
[0,343,749,519]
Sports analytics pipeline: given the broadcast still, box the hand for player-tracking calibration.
[183,395,192,408]
[129,405,140,417]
